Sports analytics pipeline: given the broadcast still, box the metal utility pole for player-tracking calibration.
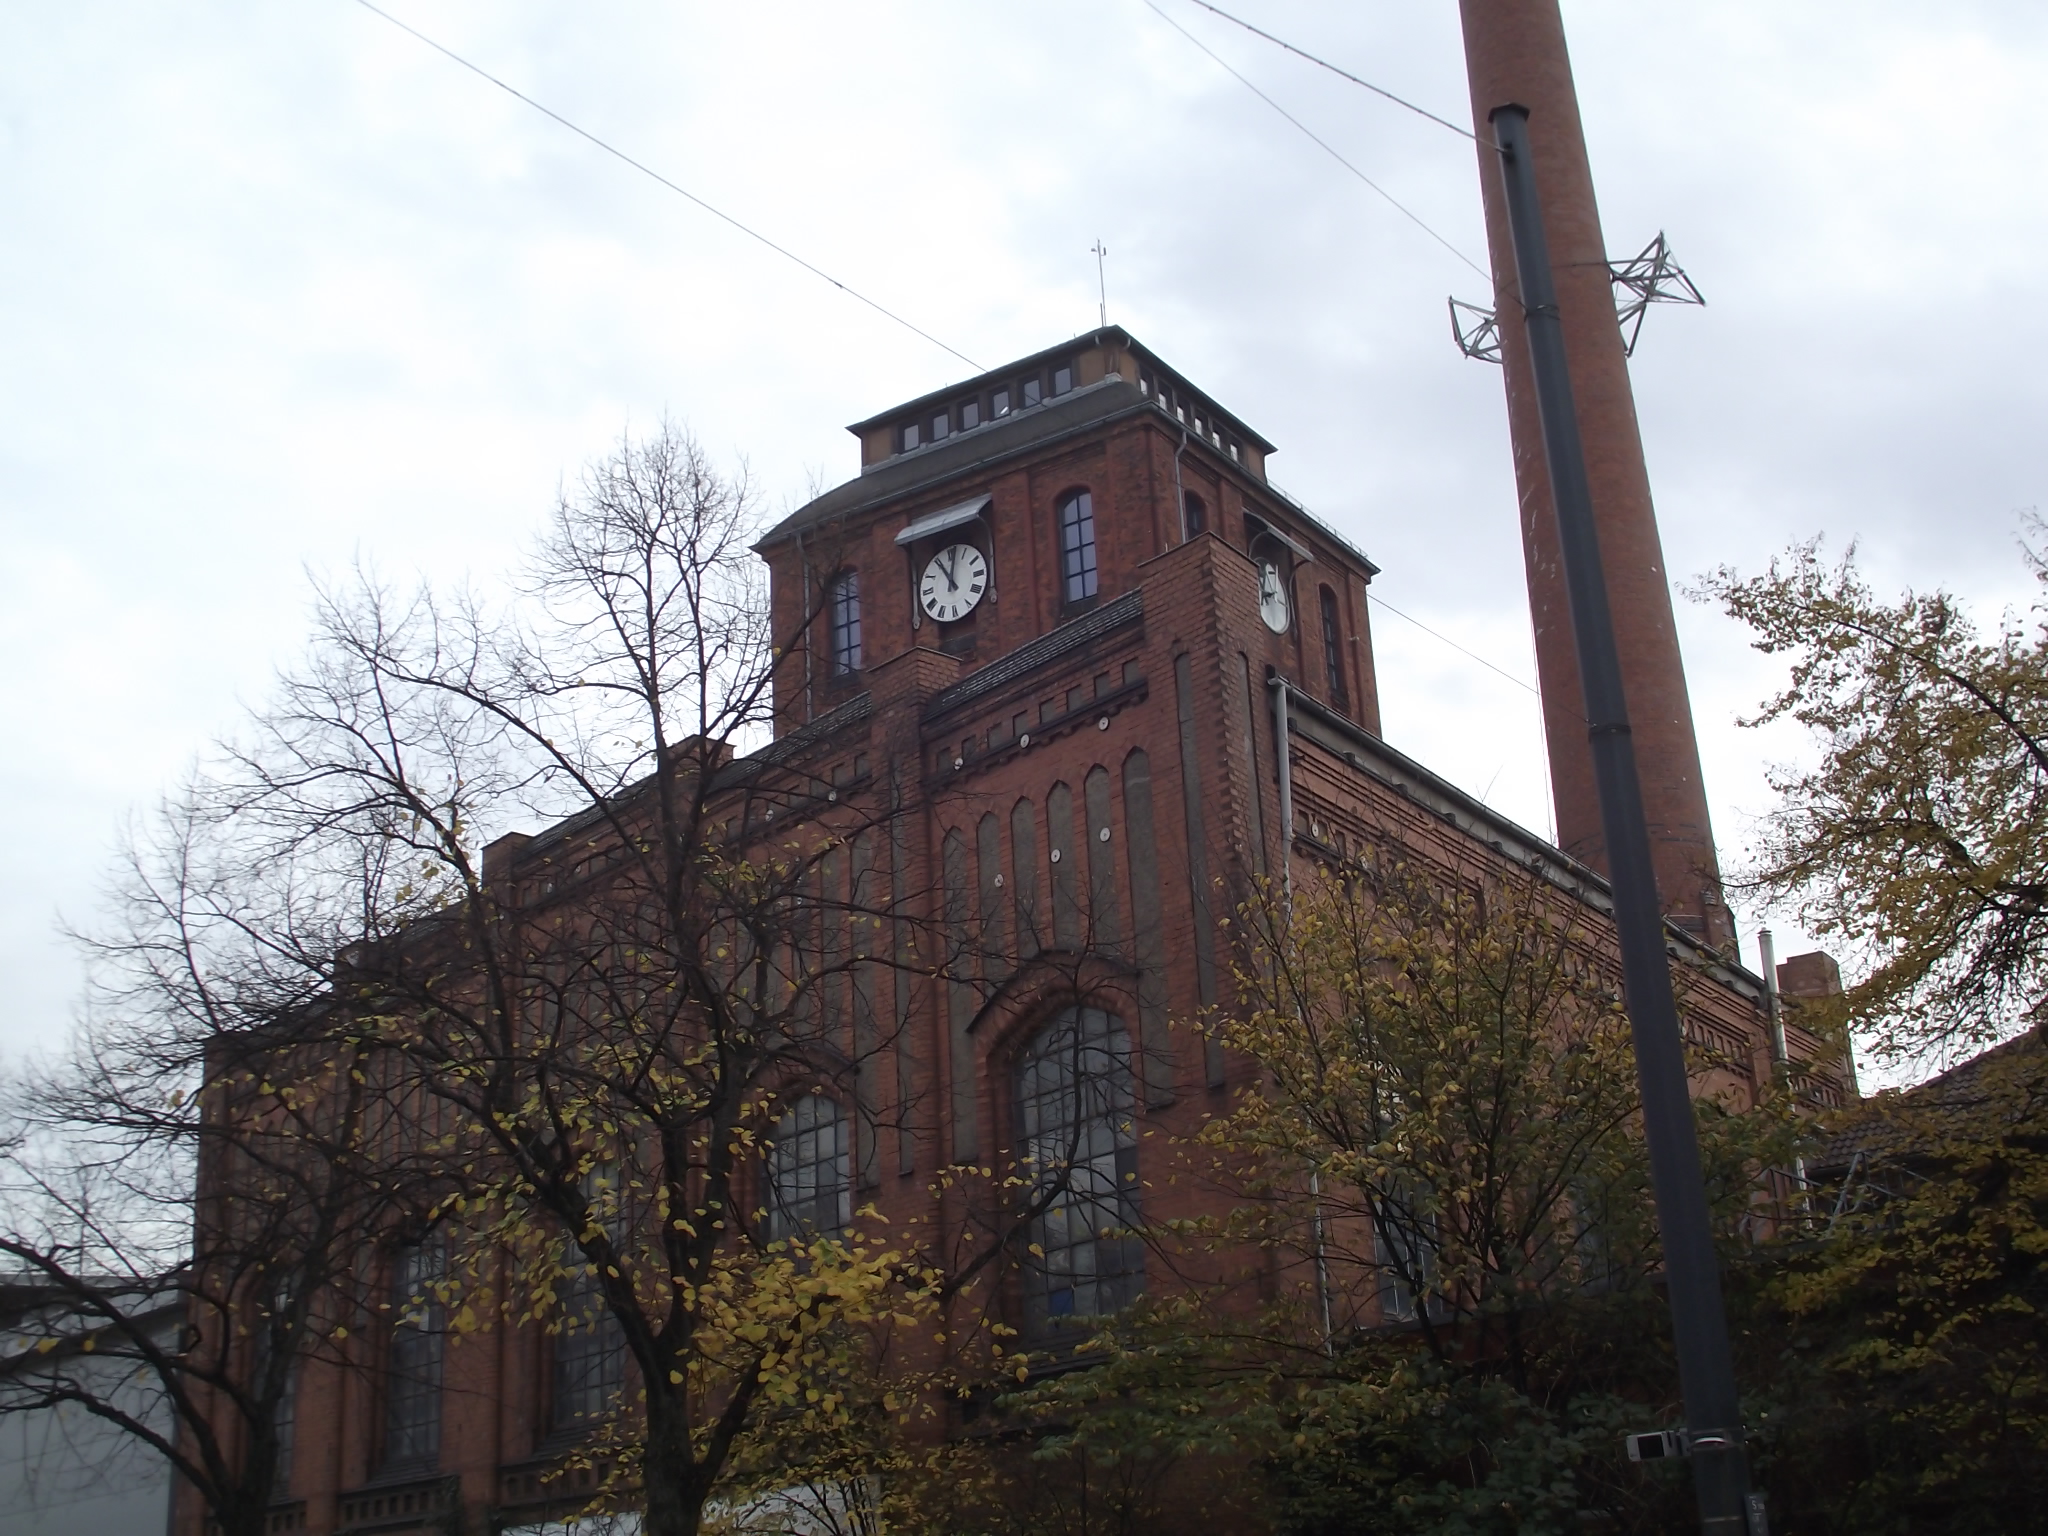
[1489,102,1755,1535]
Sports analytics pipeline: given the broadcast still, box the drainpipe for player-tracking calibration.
[1759,928,1810,1192]
[1172,422,1191,545]
[1759,928,1787,1076]
[1270,675,1293,901]
[1269,675,1330,1342]
[796,527,813,721]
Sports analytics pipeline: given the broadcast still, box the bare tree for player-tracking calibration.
[197,422,1099,1536]
[10,421,1140,1536]
[0,793,432,1536]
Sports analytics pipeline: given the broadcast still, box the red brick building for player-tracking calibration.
[213,328,1828,1535]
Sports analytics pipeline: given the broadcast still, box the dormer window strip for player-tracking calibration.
[894,357,1080,457]
[1137,370,1245,465]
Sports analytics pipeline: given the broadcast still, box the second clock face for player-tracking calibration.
[1258,559,1291,633]
[920,542,988,623]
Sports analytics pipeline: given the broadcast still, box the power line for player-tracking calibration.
[1140,0,1490,281]
[1366,592,1541,699]
[348,0,983,372]
[1180,0,1476,143]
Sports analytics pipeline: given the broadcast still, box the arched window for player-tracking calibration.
[1319,585,1348,710]
[1182,491,1206,540]
[383,1236,444,1470]
[828,569,862,674]
[1057,490,1098,605]
[1016,1007,1142,1328]
[765,1094,851,1242]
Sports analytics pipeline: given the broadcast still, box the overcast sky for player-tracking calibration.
[2,1,2041,1079]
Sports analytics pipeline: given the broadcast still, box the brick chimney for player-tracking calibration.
[1459,0,1731,949]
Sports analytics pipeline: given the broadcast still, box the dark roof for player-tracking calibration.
[718,691,874,780]
[924,589,1144,723]
[843,325,1275,448]
[516,693,877,866]
[1812,1028,2044,1174]
[757,376,1153,549]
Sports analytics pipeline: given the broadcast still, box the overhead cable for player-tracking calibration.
[1140,0,1491,281]
[1180,0,1477,142]
[348,0,983,371]
[1367,593,1542,699]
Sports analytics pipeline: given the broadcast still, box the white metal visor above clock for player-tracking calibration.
[894,494,992,546]
[920,542,988,622]
[1244,512,1314,564]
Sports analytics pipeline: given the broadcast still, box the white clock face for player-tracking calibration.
[1258,560,1291,633]
[920,542,988,623]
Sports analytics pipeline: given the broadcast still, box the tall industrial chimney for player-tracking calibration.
[1458,0,1732,950]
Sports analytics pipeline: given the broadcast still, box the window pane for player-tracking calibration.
[931,410,951,441]
[272,1361,298,1490]
[1051,364,1073,396]
[1022,377,1043,408]
[551,1262,626,1432]
[1017,1007,1142,1330]
[961,398,980,430]
[901,422,920,451]
[1320,587,1346,708]
[830,569,862,674]
[1059,491,1098,604]
[992,387,1012,417]
[1183,493,1206,539]
[384,1238,444,1469]
[766,1095,851,1242]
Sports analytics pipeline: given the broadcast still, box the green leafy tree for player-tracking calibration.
[1698,528,2048,1530]
[1697,532,2048,1062]
[1752,1033,2048,1534]
[963,853,1787,1536]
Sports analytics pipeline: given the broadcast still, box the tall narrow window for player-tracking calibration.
[1182,492,1207,540]
[900,421,920,452]
[960,397,981,430]
[1022,375,1043,408]
[384,1237,444,1470]
[765,1094,851,1243]
[828,569,862,674]
[1051,362,1074,396]
[273,1362,298,1489]
[992,386,1012,418]
[254,1277,298,1490]
[1374,1197,1438,1325]
[1058,490,1098,605]
[1016,1007,1143,1330]
[930,409,951,442]
[551,1261,626,1433]
[1319,585,1348,710]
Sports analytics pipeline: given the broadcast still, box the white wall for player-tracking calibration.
[0,1321,175,1536]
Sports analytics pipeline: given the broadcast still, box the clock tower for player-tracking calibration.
[757,326,1383,742]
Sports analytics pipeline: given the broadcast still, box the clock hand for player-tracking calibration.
[944,548,960,587]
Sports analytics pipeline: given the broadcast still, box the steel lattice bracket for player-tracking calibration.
[1447,297,1502,363]
[1448,231,1705,363]
[1609,231,1705,357]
